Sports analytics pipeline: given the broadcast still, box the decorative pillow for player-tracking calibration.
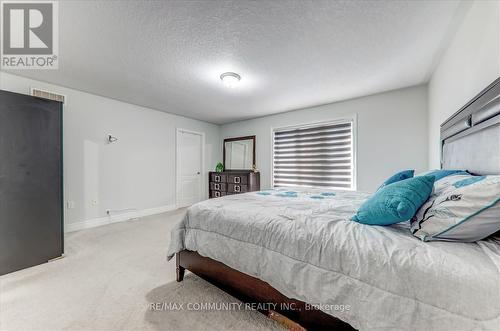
[429,173,475,196]
[352,176,435,226]
[417,169,468,181]
[378,169,414,190]
[411,175,500,242]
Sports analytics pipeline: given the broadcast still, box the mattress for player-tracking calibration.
[167,187,500,331]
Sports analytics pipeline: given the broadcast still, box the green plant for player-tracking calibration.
[215,162,224,173]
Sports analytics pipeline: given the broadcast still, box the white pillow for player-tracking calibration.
[410,175,500,242]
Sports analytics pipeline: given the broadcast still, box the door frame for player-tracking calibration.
[176,128,205,208]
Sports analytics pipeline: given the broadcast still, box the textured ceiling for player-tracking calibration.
[5,0,464,124]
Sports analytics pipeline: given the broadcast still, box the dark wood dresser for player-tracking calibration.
[209,171,260,198]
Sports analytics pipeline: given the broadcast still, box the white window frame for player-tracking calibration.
[270,115,357,191]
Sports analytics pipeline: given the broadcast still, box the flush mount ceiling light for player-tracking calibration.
[220,72,241,88]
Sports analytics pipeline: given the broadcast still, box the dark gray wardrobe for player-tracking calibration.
[0,89,63,275]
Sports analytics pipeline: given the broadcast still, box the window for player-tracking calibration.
[272,120,355,190]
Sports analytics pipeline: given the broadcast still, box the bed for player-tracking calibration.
[167,77,500,331]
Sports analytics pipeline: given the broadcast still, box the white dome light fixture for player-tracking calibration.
[220,72,241,88]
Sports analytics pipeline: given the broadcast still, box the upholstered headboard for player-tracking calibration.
[441,77,500,175]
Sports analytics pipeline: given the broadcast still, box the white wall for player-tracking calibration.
[221,85,428,192]
[0,72,221,229]
[428,0,500,168]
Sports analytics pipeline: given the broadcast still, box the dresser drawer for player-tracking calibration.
[210,190,227,198]
[210,173,227,183]
[227,174,248,184]
[209,182,227,191]
[227,183,248,193]
[208,171,259,199]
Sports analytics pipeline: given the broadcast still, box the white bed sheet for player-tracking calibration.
[167,187,500,331]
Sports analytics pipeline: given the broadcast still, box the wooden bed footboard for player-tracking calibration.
[176,250,355,331]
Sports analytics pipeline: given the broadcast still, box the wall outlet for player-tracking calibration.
[66,201,75,209]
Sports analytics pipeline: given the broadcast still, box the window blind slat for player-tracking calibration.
[273,120,353,190]
[274,164,351,171]
[274,140,350,148]
[273,141,351,150]
[274,180,352,188]
[274,129,352,142]
[274,159,351,165]
[274,123,351,136]
[275,152,352,160]
[275,175,351,182]
[275,170,351,176]
[274,133,351,145]
[275,147,351,155]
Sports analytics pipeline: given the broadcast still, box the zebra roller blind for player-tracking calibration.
[273,120,354,190]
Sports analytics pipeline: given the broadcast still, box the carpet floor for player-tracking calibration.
[0,209,284,331]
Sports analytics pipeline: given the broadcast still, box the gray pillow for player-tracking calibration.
[410,175,500,242]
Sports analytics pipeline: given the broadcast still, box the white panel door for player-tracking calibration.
[176,129,203,207]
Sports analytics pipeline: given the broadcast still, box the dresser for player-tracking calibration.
[209,171,260,198]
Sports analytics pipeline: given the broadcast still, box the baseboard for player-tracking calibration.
[65,204,178,233]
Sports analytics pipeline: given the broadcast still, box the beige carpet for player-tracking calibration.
[0,209,284,331]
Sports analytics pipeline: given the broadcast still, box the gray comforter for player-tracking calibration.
[167,187,500,331]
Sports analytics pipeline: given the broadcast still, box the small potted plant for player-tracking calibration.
[215,162,224,173]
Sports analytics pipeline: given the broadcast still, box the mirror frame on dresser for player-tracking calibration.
[223,135,256,171]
